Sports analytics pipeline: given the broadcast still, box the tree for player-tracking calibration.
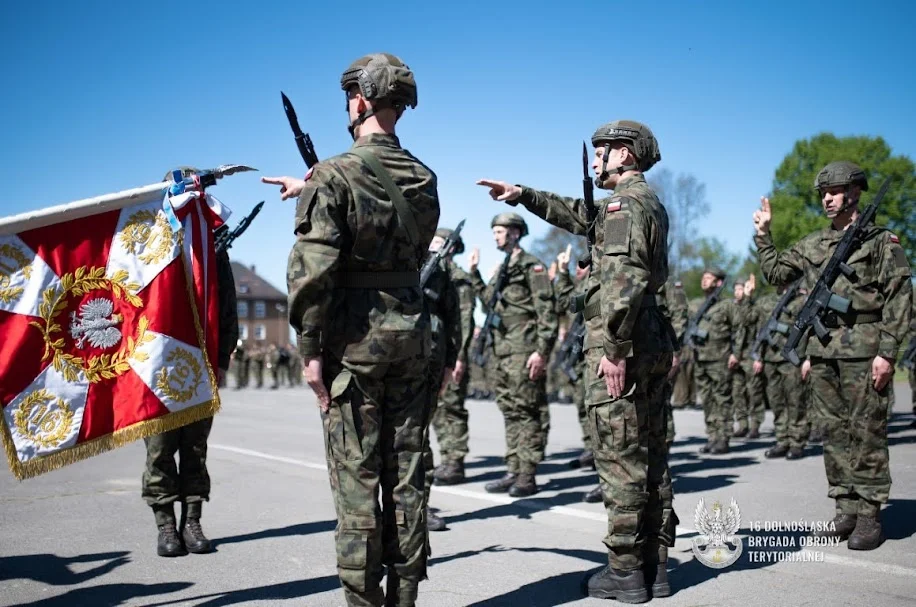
[649,168,711,277]
[528,225,588,271]
[769,133,915,262]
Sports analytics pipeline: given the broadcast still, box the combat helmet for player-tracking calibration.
[491,212,528,238]
[341,53,417,137]
[592,120,661,174]
[434,227,464,254]
[814,161,869,193]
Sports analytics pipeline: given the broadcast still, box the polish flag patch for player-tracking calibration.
[674,281,683,288]
[533,265,545,273]
[606,201,622,212]
[889,234,899,243]
[304,167,314,181]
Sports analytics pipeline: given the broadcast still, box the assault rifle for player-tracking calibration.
[900,336,916,370]
[681,279,727,347]
[552,311,586,381]
[281,92,320,168]
[471,250,513,367]
[215,201,265,254]
[750,280,801,361]
[420,219,466,298]
[782,177,892,366]
[580,141,596,269]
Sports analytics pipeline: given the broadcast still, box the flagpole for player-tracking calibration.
[0,182,169,236]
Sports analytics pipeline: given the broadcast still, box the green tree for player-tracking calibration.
[648,168,711,277]
[769,133,915,261]
[528,225,588,271]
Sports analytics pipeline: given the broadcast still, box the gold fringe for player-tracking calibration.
[1,206,224,481]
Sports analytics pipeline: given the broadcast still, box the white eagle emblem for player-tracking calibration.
[69,298,123,350]
[692,498,743,569]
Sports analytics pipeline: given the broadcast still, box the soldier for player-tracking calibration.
[466,213,558,497]
[287,346,303,387]
[753,282,808,460]
[250,345,265,388]
[672,295,700,410]
[267,343,280,389]
[691,268,744,454]
[754,161,912,551]
[732,276,767,438]
[263,53,437,606]
[478,120,679,601]
[232,339,249,389]
[142,167,239,557]
[431,228,476,487]
[661,278,690,447]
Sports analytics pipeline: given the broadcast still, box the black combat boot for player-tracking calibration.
[848,514,884,551]
[583,486,603,503]
[733,425,749,438]
[508,473,538,497]
[765,444,789,458]
[433,460,465,485]
[568,450,595,470]
[427,508,446,532]
[786,446,804,460]
[181,503,213,554]
[643,546,671,598]
[153,505,186,557]
[710,440,729,454]
[813,514,857,541]
[484,472,518,493]
[808,427,824,443]
[747,427,761,439]
[699,442,713,454]
[584,566,649,603]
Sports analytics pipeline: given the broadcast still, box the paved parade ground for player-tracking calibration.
[2,383,915,607]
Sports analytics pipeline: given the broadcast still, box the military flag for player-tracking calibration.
[0,177,232,479]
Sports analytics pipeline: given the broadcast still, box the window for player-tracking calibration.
[254,300,266,319]
[254,324,267,341]
[239,323,248,340]
[239,283,250,294]
[237,301,249,318]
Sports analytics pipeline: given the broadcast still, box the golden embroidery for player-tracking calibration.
[13,389,75,449]
[119,210,177,265]
[28,267,151,383]
[154,348,203,403]
[0,243,33,305]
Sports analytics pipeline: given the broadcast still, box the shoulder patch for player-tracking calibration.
[533,264,545,273]
[606,201,622,213]
[674,281,682,288]
[304,167,314,181]
[889,233,900,244]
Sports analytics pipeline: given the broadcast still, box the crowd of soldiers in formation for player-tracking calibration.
[230,341,303,389]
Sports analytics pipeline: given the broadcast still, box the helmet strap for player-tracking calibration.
[596,144,612,186]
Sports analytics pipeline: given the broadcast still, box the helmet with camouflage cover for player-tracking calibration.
[591,120,661,173]
[341,53,417,139]
[814,161,869,193]
[434,227,465,255]
[491,212,528,237]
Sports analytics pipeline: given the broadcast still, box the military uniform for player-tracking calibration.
[660,280,689,445]
[143,244,238,557]
[504,121,677,600]
[286,53,436,607]
[232,342,249,389]
[470,217,558,496]
[554,268,591,461]
[756,161,912,550]
[732,294,767,436]
[672,297,701,409]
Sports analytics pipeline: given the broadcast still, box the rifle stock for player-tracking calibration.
[215,201,265,254]
[471,251,513,367]
[682,280,727,347]
[750,280,800,361]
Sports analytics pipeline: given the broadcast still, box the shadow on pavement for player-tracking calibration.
[215,520,336,547]
[9,582,193,607]
[0,551,131,586]
[142,577,340,607]
[672,473,739,494]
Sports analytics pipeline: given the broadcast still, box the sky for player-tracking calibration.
[2,0,915,309]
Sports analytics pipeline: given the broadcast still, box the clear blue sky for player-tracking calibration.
[2,0,914,302]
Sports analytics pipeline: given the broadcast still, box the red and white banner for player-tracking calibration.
[0,186,228,479]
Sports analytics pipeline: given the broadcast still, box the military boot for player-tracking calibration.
[568,450,595,470]
[643,546,670,598]
[765,444,789,458]
[733,425,749,438]
[813,514,857,541]
[153,505,186,557]
[484,472,518,494]
[786,446,804,460]
[427,508,446,532]
[747,427,761,439]
[583,486,603,503]
[508,473,538,497]
[808,427,824,443]
[848,514,884,551]
[433,460,465,486]
[181,503,213,554]
[584,566,649,603]
[710,440,729,454]
[699,442,713,454]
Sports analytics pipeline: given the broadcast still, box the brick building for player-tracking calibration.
[230,262,290,347]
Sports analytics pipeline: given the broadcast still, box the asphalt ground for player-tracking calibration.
[2,382,915,606]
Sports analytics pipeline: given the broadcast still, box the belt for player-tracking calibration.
[584,293,657,321]
[337,271,419,289]
[822,310,882,329]
[500,311,535,324]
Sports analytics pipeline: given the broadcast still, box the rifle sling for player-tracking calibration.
[822,310,882,329]
[347,148,420,249]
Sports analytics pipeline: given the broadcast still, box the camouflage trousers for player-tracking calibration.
[670,351,695,407]
[663,379,675,445]
[733,361,766,431]
[321,355,430,607]
[910,368,916,409]
[142,417,213,525]
[493,352,549,475]
[808,357,891,518]
[234,360,249,388]
[585,348,677,571]
[694,359,733,443]
[573,361,591,451]
[431,367,470,465]
[764,362,808,449]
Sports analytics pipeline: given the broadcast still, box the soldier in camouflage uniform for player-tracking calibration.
[661,279,689,447]
[267,343,280,389]
[467,213,558,497]
[142,167,240,558]
[264,53,437,606]
[753,282,808,459]
[288,347,302,387]
[232,339,249,389]
[672,297,700,409]
[692,268,745,454]
[732,277,767,438]
[250,345,265,388]
[430,229,476,487]
[754,161,912,551]
[478,120,679,601]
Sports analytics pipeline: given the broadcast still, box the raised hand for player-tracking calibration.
[262,176,306,201]
[557,244,572,272]
[753,196,772,236]
[476,179,522,202]
[468,247,480,272]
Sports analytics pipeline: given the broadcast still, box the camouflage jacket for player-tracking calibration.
[756,226,912,360]
[754,290,805,364]
[510,173,677,358]
[216,249,240,371]
[424,255,461,371]
[734,297,764,361]
[287,133,440,362]
[660,279,689,347]
[694,297,744,363]
[554,270,585,318]
[446,258,476,364]
[470,248,558,358]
